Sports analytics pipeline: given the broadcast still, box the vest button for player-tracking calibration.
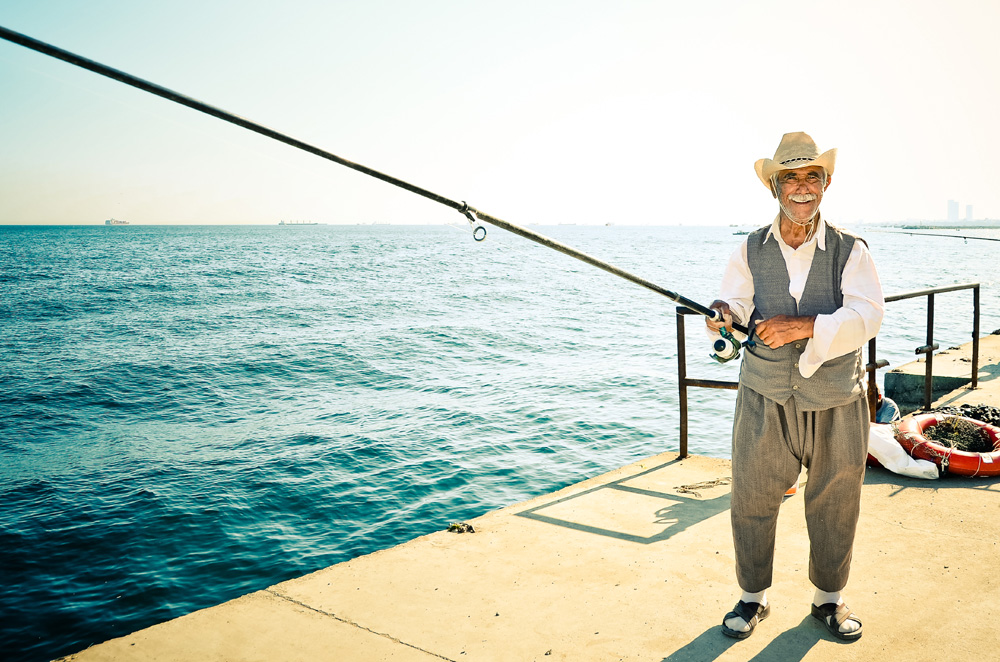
[792,385,799,390]
[795,343,802,349]
[794,362,799,368]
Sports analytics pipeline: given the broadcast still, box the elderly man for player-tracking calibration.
[706,132,884,642]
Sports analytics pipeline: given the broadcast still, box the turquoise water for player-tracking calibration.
[1,223,997,660]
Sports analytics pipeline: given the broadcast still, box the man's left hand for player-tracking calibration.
[754,315,816,349]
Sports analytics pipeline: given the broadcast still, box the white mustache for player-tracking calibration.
[789,194,817,203]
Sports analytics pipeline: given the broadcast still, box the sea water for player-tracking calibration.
[1,223,998,661]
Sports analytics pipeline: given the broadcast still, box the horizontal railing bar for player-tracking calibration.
[683,379,739,390]
[885,282,979,303]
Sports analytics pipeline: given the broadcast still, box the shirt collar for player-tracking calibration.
[763,213,827,250]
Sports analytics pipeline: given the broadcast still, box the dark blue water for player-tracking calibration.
[2,223,997,661]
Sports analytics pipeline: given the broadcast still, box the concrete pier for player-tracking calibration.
[885,331,1000,412]
[58,336,1000,662]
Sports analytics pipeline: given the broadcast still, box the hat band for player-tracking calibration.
[778,156,816,166]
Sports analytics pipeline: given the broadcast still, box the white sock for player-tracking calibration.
[813,588,840,607]
[725,590,767,632]
[813,589,860,634]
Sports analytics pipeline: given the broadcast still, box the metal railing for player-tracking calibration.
[877,282,980,411]
[674,282,981,458]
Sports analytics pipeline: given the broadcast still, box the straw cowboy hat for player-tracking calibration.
[754,132,837,193]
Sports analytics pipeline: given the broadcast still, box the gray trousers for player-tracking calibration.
[731,385,869,593]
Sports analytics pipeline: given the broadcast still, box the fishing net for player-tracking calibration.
[926,404,1000,427]
[921,415,997,453]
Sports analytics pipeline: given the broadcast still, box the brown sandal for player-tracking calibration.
[811,602,863,641]
[721,600,770,639]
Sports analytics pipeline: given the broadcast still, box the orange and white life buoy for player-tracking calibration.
[894,414,1000,477]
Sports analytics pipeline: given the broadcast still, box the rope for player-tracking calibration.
[902,420,953,476]
[674,476,732,497]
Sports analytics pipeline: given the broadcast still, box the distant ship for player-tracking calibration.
[104,218,129,225]
[278,220,321,225]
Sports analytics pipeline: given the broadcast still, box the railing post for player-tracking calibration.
[924,293,935,410]
[865,337,889,422]
[676,308,689,459]
[973,285,980,389]
[867,337,877,421]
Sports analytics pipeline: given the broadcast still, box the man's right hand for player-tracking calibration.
[706,300,733,333]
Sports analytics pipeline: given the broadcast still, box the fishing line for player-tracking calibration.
[885,230,1000,243]
[0,25,745,338]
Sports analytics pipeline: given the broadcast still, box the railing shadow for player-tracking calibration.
[515,457,732,544]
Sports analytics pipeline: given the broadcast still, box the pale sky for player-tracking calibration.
[1,0,998,226]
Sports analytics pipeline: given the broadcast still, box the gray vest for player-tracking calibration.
[739,222,865,410]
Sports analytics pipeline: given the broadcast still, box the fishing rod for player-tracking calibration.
[0,25,748,359]
[890,230,1000,243]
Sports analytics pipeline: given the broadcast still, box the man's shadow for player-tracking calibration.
[661,616,829,662]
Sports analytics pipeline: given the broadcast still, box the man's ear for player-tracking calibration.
[824,174,833,191]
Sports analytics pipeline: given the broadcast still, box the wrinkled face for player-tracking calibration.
[775,165,829,225]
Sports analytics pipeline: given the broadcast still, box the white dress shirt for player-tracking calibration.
[715,215,885,378]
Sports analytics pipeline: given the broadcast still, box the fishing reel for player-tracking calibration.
[710,327,743,363]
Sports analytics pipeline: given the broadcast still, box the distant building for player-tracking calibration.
[966,205,973,222]
[947,200,959,223]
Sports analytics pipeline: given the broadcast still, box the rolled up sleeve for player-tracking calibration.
[707,239,754,341]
